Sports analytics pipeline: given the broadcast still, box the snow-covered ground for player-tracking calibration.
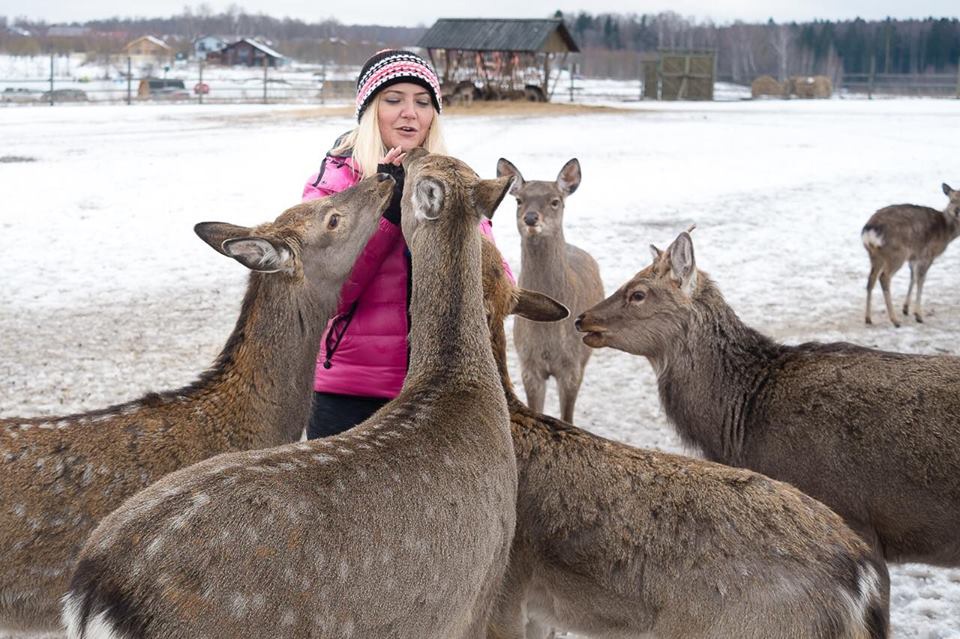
[1,97,960,637]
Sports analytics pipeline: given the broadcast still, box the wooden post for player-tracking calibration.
[126,57,132,105]
[49,53,54,106]
[956,56,960,99]
[198,60,204,105]
[868,54,876,100]
[262,55,268,105]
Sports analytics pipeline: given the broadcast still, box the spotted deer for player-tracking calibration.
[477,238,887,639]
[0,175,392,634]
[863,182,960,326]
[496,157,604,423]
[577,230,960,627]
[62,150,517,639]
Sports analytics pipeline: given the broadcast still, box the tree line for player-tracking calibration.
[1,9,958,82]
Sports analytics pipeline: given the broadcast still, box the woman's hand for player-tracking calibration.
[379,145,406,167]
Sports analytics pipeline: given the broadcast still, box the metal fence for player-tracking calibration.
[839,71,960,98]
[0,56,357,106]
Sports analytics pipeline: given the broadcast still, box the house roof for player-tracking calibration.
[223,38,285,59]
[417,19,579,54]
[125,35,172,51]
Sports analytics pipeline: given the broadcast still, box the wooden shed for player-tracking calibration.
[643,49,716,101]
[417,18,580,102]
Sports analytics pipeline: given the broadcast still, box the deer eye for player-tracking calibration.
[551,199,561,208]
[629,291,646,303]
[327,213,341,229]
[515,197,523,206]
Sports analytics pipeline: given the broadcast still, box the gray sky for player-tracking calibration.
[2,0,957,26]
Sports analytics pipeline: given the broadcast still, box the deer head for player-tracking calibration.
[496,158,581,239]
[575,231,700,358]
[195,174,394,283]
[943,183,960,220]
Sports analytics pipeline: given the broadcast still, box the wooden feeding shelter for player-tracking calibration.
[417,18,580,103]
[642,49,716,101]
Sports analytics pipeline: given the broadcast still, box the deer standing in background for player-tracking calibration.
[0,176,392,634]
[63,151,517,639]
[496,157,604,423]
[863,182,960,326]
[577,230,960,626]
[477,238,887,639]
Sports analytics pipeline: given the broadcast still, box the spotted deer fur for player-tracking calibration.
[62,151,517,639]
[0,175,392,633]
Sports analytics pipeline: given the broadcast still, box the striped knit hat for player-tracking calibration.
[355,49,442,122]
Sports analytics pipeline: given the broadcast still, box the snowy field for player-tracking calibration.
[2,98,960,637]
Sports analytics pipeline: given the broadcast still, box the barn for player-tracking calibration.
[417,18,580,103]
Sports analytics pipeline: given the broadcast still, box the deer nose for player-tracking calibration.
[574,314,584,331]
[523,212,540,226]
[376,172,393,183]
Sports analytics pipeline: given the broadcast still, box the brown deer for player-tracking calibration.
[863,182,960,326]
[62,150,517,639]
[576,230,960,625]
[477,238,888,639]
[496,157,604,423]
[0,175,393,634]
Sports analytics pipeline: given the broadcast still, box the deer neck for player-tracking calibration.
[519,231,568,293]
[406,229,498,388]
[199,273,325,448]
[654,284,781,465]
[489,315,525,408]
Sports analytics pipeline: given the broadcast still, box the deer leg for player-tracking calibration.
[914,263,931,323]
[558,369,584,424]
[878,271,900,328]
[521,369,547,415]
[902,262,915,316]
[865,261,881,325]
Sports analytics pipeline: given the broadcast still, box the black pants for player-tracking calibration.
[307,392,390,439]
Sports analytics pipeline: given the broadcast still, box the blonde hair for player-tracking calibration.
[330,93,447,178]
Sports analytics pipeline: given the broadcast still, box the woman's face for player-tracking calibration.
[377,83,435,152]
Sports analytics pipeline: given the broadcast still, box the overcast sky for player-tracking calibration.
[3,1,957,26]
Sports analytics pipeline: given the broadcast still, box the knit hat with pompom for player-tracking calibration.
[355,49,442,122]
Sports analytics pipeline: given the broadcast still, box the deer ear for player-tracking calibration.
[475,176,513,219]
[413,177,444,220]
[195,222,253,256]
[496,158,524,195]
[513,289,570,322]
[556,158,581,196]
[649,244,663,262]
[402,147,429,171]
[944,183,954,196]
[221,237,294,273]
[666,232,697,296]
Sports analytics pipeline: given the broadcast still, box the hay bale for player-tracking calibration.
[751,75,784,99]
[786,75,833,99]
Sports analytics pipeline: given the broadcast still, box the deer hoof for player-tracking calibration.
[915,315,924,323]
[865,316,872,325]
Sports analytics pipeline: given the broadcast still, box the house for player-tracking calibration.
[212,38,285,67]
[122,35,174,70]
[193,35,226,61]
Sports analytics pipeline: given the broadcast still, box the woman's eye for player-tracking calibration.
[630,291,646,302]
[416,100,430,107]
[384,98,400,104]
[327,214,341,229]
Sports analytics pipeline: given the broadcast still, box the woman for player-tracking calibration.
[302,49,511,438]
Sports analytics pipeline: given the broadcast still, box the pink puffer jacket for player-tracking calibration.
[302,154,512,398]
